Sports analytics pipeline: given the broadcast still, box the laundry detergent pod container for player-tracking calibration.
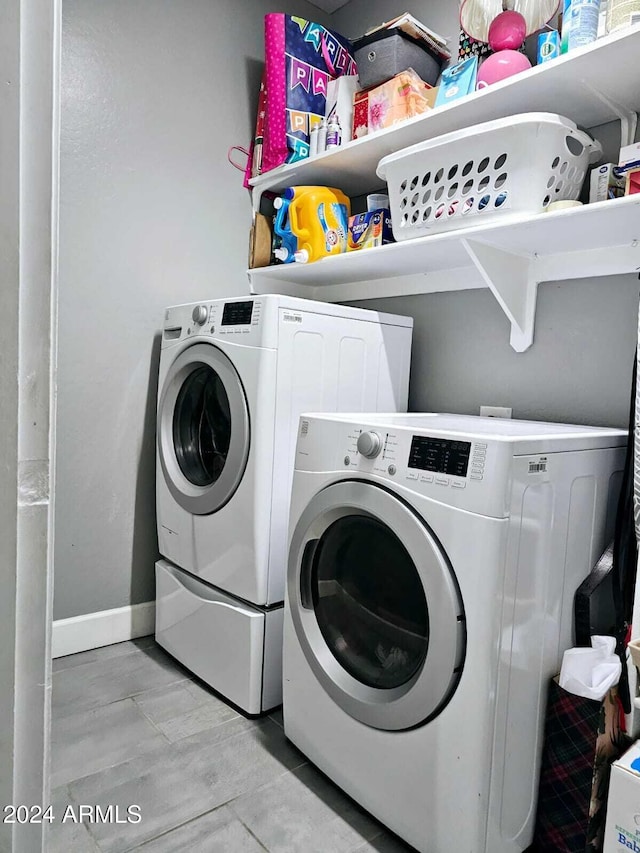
[377,113,602,240]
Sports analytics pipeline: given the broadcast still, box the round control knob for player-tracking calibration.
[357,430,382,459]
[192,305,208,326]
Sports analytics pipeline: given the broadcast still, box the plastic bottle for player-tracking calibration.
[272,192,299,264]
[309,123,319,157]
[286,185,350,263]
[326,115,342,150]
[317,119,327,154]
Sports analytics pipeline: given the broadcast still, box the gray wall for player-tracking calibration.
[56,0,638,623]
[335,0,639,430]
[55,0,330,620]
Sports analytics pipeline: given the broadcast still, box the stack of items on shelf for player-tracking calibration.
[590,141,640,202]
[263,186,394,267]
[244,11,452,183]
[350,13,449,138]
[244,13,358,180]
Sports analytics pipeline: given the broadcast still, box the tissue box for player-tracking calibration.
[603,741,640,852]
[352,71,436,139]
[348,209,394,251]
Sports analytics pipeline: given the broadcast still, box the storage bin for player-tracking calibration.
[377,113,602,240]
[353,29,443,89]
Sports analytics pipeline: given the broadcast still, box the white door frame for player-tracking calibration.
[0,0,59,850]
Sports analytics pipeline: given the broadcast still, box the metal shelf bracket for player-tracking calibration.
[584,82,639,149]
[462,239,538,352]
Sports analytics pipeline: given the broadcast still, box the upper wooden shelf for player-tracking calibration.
[249,25,640,201]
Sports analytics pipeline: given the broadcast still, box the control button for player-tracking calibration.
[420,474,434,483]
[475,442,488,449]
[344,456,351,466]
[471,466,484,474]
[473,448,487,456]
[470,473,483,480]
[388,464,397,476]
[192,305,208,326]
[451,480,466,489]
[435,476,449,486]
[357,430,382,459]
[406,472,419,481]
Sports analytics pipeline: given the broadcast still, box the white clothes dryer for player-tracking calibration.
[155,296,412,714]
[284,413,626,853]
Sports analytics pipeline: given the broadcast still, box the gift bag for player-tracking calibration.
[532,679,631,852]
[260,14,357,173]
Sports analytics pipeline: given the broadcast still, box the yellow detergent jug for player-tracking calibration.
[286,186,351,263]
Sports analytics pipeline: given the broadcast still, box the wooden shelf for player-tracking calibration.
[248,196,640,351]
[249,25,640,202]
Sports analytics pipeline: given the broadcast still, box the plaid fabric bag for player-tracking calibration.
[532,678,630,852]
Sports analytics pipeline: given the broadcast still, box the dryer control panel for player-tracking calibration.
[295,416,514,517]
[341,426,487,492]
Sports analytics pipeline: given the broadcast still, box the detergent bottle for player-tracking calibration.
[272,191,298,264]
[287,186,350,263]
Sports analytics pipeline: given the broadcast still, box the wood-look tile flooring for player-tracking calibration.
[50,638,415,852]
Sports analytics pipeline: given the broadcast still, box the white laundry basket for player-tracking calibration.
[377,113,602,241]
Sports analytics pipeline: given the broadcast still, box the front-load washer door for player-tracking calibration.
[158,343,250,516]
[288,480,466,731]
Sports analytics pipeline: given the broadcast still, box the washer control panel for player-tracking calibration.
[163,299,265,345]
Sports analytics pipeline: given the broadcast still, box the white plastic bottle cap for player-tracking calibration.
[294,249,309,263]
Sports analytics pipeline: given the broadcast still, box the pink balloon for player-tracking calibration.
[488,10,527,50]
[477,50,532,87]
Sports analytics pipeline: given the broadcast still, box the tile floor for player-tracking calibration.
[51,637,415,853]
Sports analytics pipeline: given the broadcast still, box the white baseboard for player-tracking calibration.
[52,601,156,658]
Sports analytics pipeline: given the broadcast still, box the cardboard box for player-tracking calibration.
[589,163,626,203]
[619,141,640,169]
[352,72,436,140]
[603,741,640,852]
[626,167,640,196]
[347,209,394,251]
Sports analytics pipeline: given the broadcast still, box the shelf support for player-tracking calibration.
[462,239,538,352]
[583,82,638,149]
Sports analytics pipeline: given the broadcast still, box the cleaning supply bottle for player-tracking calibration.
[326,115,342,150]
[286,185,350,263]
[272,191,299,264]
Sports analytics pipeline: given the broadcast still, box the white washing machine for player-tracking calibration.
[284,413,626,853]
[154,295,412,714]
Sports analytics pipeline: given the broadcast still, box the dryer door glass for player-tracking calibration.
[311,515,429,689]
[158,343,250,516]
[173,365,231,487]
[289,480,465,730]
